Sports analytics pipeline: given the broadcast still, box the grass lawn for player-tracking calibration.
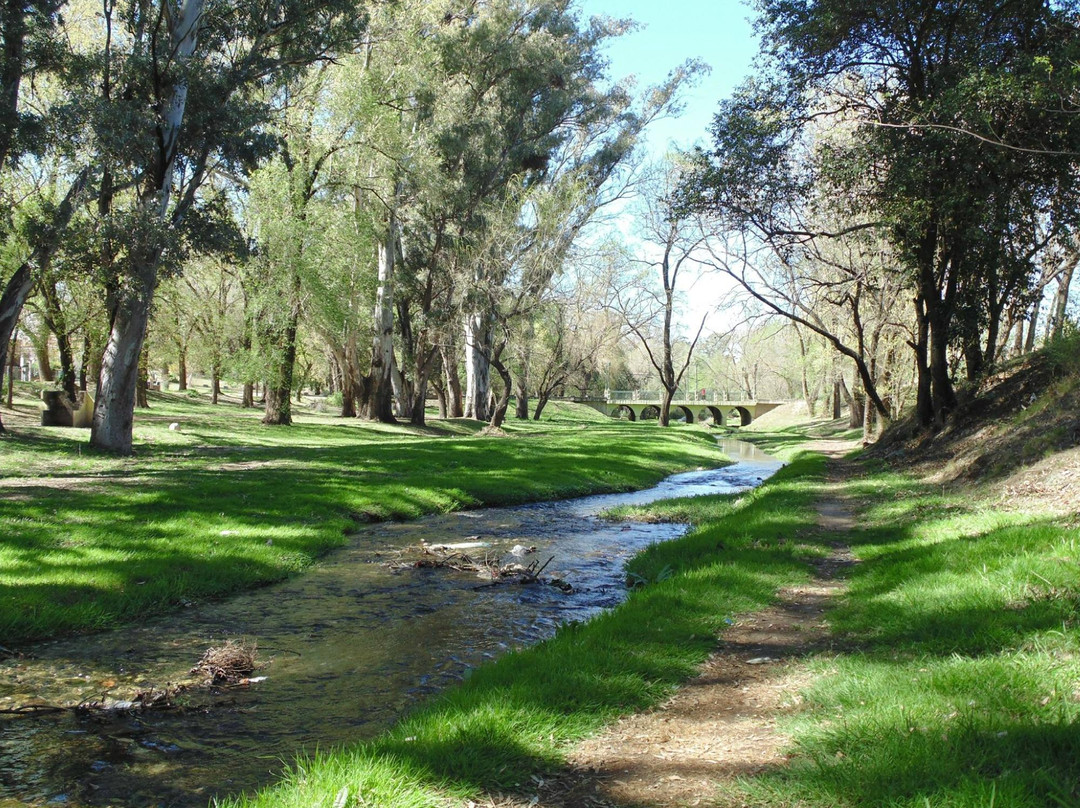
[0,388,727,645]
[734,461,1080,808]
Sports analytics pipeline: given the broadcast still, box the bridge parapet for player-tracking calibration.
[571,393,784,427]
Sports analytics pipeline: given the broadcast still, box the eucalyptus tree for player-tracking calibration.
[689,0,1080,428]
[430,1,686,422]
[57,0,368,452]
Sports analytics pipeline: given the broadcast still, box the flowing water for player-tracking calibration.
[0,439,781,808]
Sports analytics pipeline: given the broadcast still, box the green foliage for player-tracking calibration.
[1044,321,1080,377]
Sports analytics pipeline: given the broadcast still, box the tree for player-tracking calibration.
[78,0,365,452]
[611,161,708,426]
[689,0,1080,428]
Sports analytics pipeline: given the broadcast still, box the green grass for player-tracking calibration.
[733,467,1080,808]
[219,454,826,808]
[0,391,728,645]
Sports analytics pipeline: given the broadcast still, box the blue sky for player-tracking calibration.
[579,0,761,155]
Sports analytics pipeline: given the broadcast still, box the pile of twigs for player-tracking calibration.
[189,639,259,684]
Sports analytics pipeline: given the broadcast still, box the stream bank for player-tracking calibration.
[0,439,780,808]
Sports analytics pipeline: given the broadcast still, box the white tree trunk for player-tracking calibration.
[463,310,492,421]
[91,0,205,453]
[369,214,396,422]
[92,270,156,453]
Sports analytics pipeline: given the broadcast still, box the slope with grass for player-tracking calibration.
[0,392,725,645]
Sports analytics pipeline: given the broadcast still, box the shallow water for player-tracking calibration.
[0,439,781,807]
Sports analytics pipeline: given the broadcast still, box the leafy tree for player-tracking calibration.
[69,0,366,452]
[689,0,1080,427]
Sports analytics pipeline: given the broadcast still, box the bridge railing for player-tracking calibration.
[603,389,745,404]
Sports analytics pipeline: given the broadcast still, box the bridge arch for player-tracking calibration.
[610,405,636,421]
[640,405,661,421]
[672,405,695,423]
[702,405,725,426]
[727,406,752,426]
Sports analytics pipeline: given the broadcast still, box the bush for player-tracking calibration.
[1044,321,1080,377]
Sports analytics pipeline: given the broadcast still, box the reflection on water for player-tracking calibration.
[0,439,780,807]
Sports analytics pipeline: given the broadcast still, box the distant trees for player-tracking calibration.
[610,161,709,426]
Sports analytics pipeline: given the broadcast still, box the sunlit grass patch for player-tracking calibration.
[736,467,1080,808]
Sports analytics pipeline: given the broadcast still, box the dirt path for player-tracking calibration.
[482,455,857,808]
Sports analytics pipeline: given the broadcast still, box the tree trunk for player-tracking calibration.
[432,376,448,419]
[463,310,492,421]
[489,351,513,428]
[913,297,934,428]
[659,389,674,427]
[368,217,397,423]
[928,311,956,425]
[390,353,410,418]
[39,277,77,401]
[862,390,877,442]
[848,378,864,429]
[795,326,816,417]
[177,347,188,390]
[408,348,436,427]
[79,333,91,392]
[514,374,529,420]
[1050,254,1078,340]
[442,346,464,417]
[91,0,204,453]
[1024,292,1043,354]
[533,393,551,421]
[91,265,156,453]
[263,310,298,425]
[136,344,150,409]
[211,362,221,405]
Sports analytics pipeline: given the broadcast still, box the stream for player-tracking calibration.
[0,439,781,808]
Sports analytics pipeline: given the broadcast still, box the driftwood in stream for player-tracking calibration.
[389,542,573,594]
[0,640,267,719]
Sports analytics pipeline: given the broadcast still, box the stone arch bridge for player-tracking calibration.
[573,392,782,427]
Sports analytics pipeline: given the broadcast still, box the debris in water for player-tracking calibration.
[190,639,260,684]
[390,544,571,594]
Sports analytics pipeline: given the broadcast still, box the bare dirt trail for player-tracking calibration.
[480,449,859,808]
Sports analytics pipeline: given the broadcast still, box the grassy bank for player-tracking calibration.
[0,392,726,645]
[216,430,1079,808]
[735,462,1080,808]
[221,454,826,808]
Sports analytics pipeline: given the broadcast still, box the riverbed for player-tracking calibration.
[0,438,781,807]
